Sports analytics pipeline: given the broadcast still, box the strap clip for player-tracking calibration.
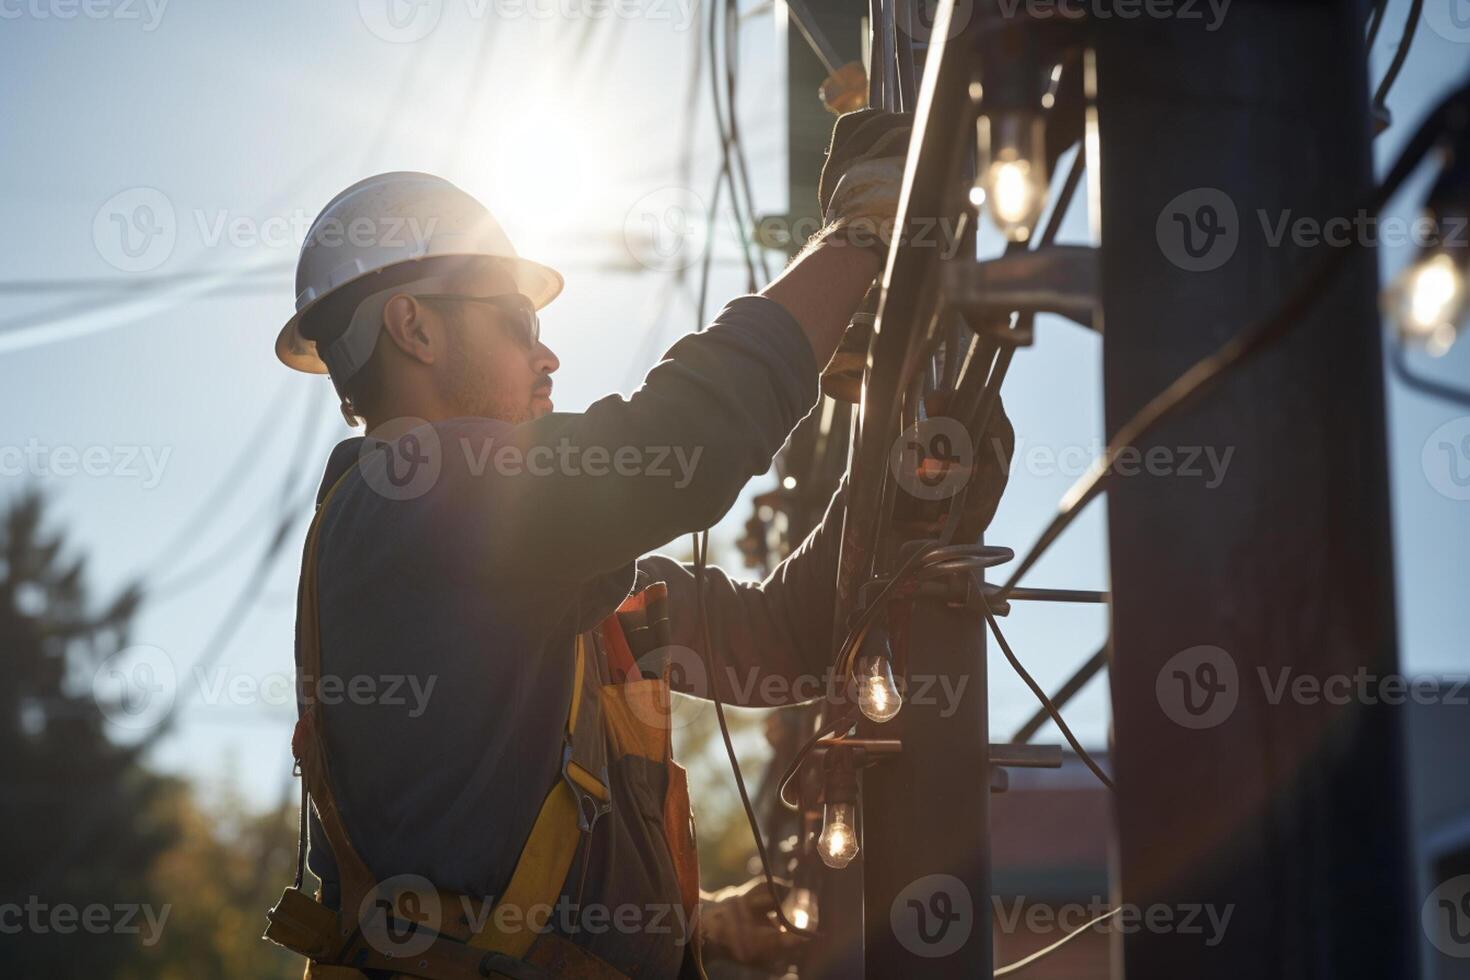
[561,740,611,834]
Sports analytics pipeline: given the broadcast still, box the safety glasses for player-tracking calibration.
[414,292,540,348]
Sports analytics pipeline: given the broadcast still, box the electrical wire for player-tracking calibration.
[993,906,1122,976]
[1011,643,1109,745]
[139,375,300,578]
[777,709,859,809]
[24,390,334,893]
[690,529,817,937]
[707,0,761,293]
[1371,0,1423,121]
[996,91,1454,601]
[723,0,772,285]
[978,592,1114,791]
[1388,341,1470,407]
[1364,0,1388,54]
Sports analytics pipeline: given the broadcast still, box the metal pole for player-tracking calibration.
[862,596,993,977]
[1096,2,1417,977]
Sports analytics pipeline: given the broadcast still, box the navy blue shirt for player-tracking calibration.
[301,296,845,973]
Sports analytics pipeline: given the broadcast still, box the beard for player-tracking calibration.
[441,324,531,424]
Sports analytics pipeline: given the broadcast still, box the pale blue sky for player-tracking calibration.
[1,0,1466,807]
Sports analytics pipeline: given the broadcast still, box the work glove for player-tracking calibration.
[951,393,1016,539]
[698,876,805,970]
[816,111,911,399]
[817,108,913,250]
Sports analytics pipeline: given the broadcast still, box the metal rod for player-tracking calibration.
[1011,645,1108,745]
[1002,587,1109,604]
[784,0,841,76]
[989,743,1063,768]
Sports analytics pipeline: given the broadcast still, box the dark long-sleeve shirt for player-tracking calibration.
[302,295,838,974]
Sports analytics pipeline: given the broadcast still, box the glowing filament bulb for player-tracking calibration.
[818,802,859,869]
[975,111,1048,242]
[856,652,902,723]
[1387,250,1468,357]
[781,886,818,931]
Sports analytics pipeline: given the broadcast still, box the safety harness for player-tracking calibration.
[264,470,628,980]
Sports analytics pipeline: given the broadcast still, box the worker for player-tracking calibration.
[264,110,1013,980]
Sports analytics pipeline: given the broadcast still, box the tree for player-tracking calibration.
[0,489,178,975]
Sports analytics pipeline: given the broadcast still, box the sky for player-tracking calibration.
[1,0,1467,809]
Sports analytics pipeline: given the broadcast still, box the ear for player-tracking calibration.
[381,293,438,366]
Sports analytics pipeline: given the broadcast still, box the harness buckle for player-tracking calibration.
[561,740,611,834]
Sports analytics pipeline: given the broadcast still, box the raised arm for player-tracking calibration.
[643,481,848,708]
[489,230,880,584]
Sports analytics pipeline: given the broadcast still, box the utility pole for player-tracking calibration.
[862,598,994,975]
[1097,3,1418,978]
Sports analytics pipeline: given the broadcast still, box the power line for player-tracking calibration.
[997,87,1454,601]
[993,906,1122,977]
[1371,0,1424,124]
[1011,643,1109,746]
[1388,342,1470,407]
[984,591,1112,790]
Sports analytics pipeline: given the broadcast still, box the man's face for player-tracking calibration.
[429,265,560,424]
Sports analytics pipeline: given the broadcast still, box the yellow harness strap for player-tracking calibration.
[274,462,617,979]
[468,633,609,958]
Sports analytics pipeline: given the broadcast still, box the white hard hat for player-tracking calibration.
[276,172,563,378]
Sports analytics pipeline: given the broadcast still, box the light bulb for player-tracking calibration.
[1385,250,1467,356]
[818,802,859,868]
[976,111,1048,242]
[781,886,818,931]
[856,652,902,723]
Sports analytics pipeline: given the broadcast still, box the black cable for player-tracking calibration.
[140,375,299,579]
[1358,0,1381,51]
[776,709,859,810]
[690,529,817,937]
[1372,0,1423,119]
[1389,341,1470,407]
[997,93,1453,600]
[1365,0,1388,53]
[707,0,761,292]
[723,0,771,285]
[1011,643,1109,745]
[25,400,331,892]
[977,593,1115,791]
[935,149,1085,547]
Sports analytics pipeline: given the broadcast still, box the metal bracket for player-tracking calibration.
[944,244,1101,333]
[989,743,1063,769]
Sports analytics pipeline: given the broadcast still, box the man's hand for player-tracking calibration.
[699,876,806,970]
[818,109,914,251]
[757,110,913,370]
